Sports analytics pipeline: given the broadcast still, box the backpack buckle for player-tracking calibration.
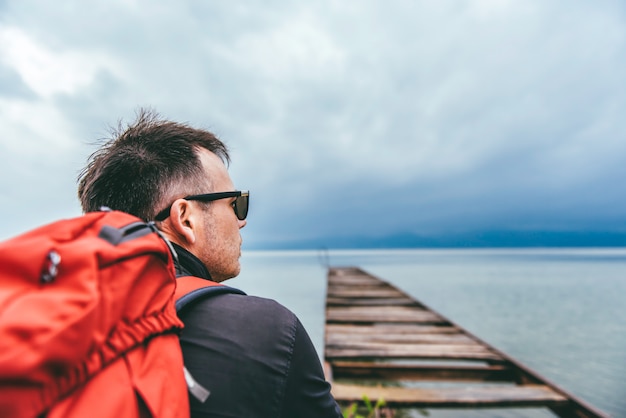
[41,250,61,283]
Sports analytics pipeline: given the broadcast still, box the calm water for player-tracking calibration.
[230,248,626,417]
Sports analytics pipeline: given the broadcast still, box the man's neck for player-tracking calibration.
[171,242,213,281]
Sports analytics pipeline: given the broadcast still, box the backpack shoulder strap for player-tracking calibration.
[175,276,246,313]
[173,276,246,403]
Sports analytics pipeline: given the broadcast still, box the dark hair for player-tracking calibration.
[77,108,230,220]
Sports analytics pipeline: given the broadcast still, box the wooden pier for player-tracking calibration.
[324,267,609,417]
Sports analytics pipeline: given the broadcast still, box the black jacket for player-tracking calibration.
[173,244,342,418]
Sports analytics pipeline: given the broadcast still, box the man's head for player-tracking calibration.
[77,109,247,281]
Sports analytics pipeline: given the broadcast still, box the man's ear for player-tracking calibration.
[167,199,197,245]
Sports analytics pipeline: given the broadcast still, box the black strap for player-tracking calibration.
[176,285,246,314]
[175,281,246,404]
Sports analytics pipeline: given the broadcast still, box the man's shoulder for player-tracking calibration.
[179,291,303,356]
[181,290,298,325]
[217,291,293,313]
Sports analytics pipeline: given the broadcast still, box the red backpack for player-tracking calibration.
[0,210,234,418]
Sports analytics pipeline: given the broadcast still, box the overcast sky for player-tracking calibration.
[1,1,625,248]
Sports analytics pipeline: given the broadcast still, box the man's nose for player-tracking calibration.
[238,219,247,229]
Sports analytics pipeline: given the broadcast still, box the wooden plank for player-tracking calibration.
[329,268,369,275]
[331,383,568,408]
[327,306,444,323]
[326,343,501,361]
[327,341,494,353]
[329,283,390,290]
[327,332,476,345]
[326,297,418,306]
[327,288,408,298]
[327,324,460,334]
[329,305,433,314]
[331,361,515,382]
[328,278,381,286]
[328,275,380,284]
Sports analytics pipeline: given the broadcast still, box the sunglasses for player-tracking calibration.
[154,190,249,222]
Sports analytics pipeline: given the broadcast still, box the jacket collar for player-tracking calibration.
[171,242,213,281]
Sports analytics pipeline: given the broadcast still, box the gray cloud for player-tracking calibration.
[0,64,33,98]
[1,1,625,247]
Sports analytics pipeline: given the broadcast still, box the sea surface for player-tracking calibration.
[229,248,626,417]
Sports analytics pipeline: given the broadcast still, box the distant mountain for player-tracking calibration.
[244,230,626,250]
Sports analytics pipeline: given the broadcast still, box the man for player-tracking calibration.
[77,109,342,417]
